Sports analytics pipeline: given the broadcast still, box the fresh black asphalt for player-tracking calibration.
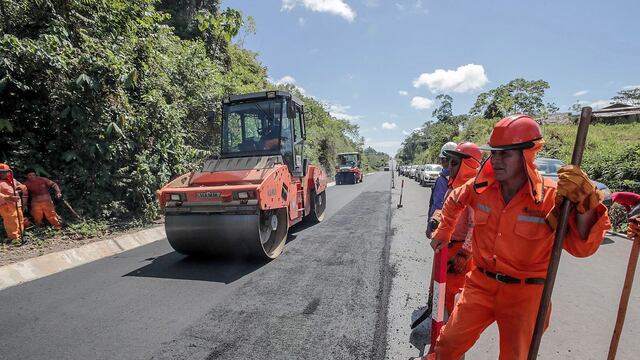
[0,172,393,360]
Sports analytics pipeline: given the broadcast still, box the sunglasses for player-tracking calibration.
[449,159,461,167]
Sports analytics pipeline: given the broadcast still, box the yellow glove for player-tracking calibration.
[628,216,640,240]
[546,165,603,230]
[556,165,603,213]
[447,248,471,274]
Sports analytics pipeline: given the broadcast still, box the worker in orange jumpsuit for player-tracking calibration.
[0,163,28,243]
[438,142,482,315]
[23,168,62,230]
[426,115,611,360]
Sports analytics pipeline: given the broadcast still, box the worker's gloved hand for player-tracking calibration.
[556,165,603,213]
[547,165,603,230]
[448,248,471,274]
[56,192,62,199]
[432,209,443,223]
[628,216,640,240]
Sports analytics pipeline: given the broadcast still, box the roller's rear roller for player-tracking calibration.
[165,208,288,259]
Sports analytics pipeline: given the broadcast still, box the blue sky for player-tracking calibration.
[224,0,640,155]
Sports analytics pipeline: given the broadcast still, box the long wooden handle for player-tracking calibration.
[527,107,592,359]
[607,232,640,359]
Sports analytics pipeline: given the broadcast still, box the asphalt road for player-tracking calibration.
[0,172,393,360]
[4,170,638,360]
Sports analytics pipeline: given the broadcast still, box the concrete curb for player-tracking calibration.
[0,225,166,291]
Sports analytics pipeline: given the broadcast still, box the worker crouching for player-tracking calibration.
[427,115,611,360]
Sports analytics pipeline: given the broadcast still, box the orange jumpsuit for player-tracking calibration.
[0,179,27,241]
[429,177,611,360]
[23,176,62,229]
[444,206,473,315]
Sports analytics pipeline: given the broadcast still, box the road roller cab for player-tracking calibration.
[157,91,328,259]
[335,152,363,185]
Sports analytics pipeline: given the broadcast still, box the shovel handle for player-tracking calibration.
[527,107,592,359]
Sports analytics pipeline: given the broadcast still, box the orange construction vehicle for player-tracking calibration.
[157,91,328,259]
[335,152,363,185]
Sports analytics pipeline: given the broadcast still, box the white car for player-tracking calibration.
[419,164,442,187]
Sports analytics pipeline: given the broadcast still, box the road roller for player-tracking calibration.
[157,90,328,259]
[335,152,363,185]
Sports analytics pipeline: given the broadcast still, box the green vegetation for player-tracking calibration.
[0,0,377,239]
[362,147,390,172]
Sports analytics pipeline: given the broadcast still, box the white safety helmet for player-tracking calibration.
[439,142,457,158]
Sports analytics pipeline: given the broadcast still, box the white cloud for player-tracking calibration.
[272,75,307,95]
[402,127,422,135]
[623,85,640,90]
[410,96,434,109]
[573,90,588,97]
[413,64,488,93]
[589,99,612,109]
[395,3,406,11]
[381,122,397,130]
[324,102,362,121]
[298,17,306,26]
[274,75,296,85]
[281,0,356,22]
[398,90,408,96]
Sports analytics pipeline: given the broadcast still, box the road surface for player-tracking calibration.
[1,170,638,359]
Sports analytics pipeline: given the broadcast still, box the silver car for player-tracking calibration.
[419,164,442,187]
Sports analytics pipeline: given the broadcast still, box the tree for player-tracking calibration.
[469,78,558,118]
[612,87,640,106]
[432,94,453,123]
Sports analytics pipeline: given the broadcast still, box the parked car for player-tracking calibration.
[534,157,613,207]
[408,165,418,179]
[418,164,442,187]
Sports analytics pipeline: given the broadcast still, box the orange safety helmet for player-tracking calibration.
[443,142,482,164]
[480,114,543,150]
[474,115,547,203]
[444,142,482,188]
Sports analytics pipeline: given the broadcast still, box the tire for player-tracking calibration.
[306,191,326,223]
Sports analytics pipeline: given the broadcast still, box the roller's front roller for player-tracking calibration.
[165,208,289,259]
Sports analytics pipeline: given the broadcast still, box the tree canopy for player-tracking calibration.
[0,0,371,224]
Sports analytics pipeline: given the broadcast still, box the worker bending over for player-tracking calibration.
[23,168,62,230]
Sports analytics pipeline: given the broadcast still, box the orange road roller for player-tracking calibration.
[157,91,328,259]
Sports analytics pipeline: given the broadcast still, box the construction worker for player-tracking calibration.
[437,142,482,315]
[0,163,28,243]
[426,115,611,360]
[426,142,457,238]
[23,168,62,230]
